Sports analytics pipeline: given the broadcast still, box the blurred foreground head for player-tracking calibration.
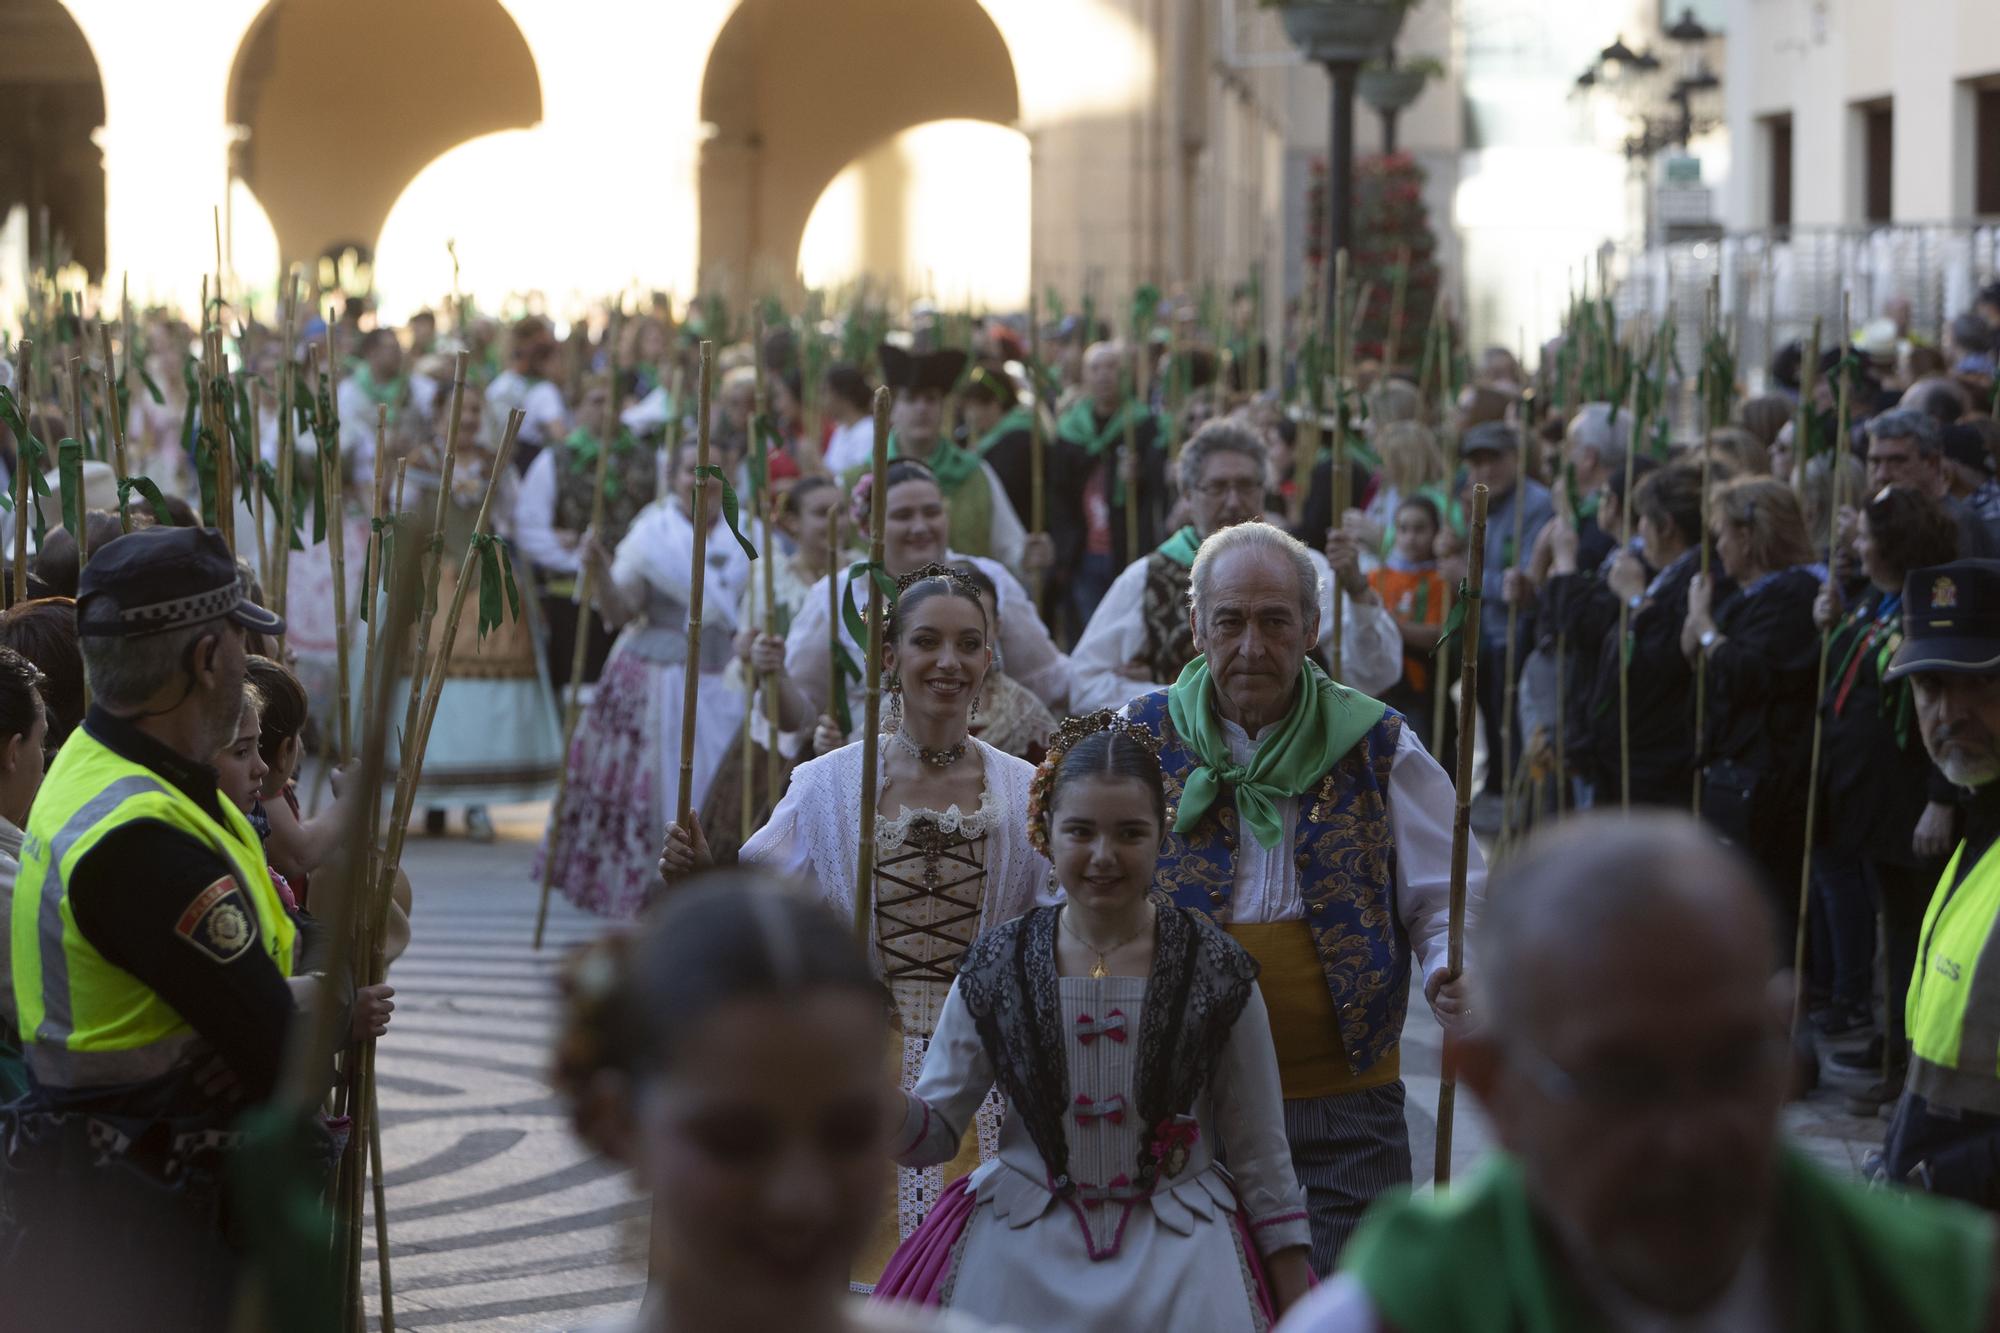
[554,871,891,1330]
[1458,811,1789,1313]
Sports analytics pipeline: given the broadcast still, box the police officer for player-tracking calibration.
[1881,558,2000,1207]
[2,526,301,1328]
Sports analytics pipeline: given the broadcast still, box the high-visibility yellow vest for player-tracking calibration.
[1907,837,2000,1115]
[9,726,295,1089]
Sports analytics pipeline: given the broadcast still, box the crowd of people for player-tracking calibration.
[0,271,1998,1329]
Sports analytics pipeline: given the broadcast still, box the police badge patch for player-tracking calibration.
[174,876,258,963]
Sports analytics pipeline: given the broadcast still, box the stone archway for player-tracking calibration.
[0,0,106,276]
[227,0,541,279]
[698,0,1020,300]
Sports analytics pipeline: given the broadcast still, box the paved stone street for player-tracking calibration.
[362,803,1882,1331]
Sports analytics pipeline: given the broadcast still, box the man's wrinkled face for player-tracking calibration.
[1867,434,1937,493]
[1913,670,2000,788]
[1190,546,1317,728]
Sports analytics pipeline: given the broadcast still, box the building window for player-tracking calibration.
[1861,100,1893,224]
[1766,114,1792,230]
[1978,83,2000,217]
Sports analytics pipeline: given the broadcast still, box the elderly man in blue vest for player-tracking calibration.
[1123,520,1484,1273]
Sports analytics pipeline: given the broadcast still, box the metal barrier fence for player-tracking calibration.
[1603,223,2000,418]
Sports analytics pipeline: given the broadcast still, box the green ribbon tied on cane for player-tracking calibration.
[56,438,83,539]
[840,558,900,651]
[1431,580,1481,658]
[356,514,403,624]
[693,465,760,562]
[116,475,175,529]
[469,531,523,640]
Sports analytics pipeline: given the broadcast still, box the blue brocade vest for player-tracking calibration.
[1126,689,1409,1078]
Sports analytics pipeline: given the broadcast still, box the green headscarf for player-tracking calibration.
[1057,397,1152,457]
[1157,525,1203,569]
[1166,656,1387,849]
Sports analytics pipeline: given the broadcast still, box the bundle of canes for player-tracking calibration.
[1329,249,1351,684]
[753,315,784,814]
[677,341,721,831]
[854,386,892,943]
[96,322,134,535]
[532,363,634,950]
[1433,483,1490,1187]
[1791,296,1853,1038]
[1498,380,1533,848]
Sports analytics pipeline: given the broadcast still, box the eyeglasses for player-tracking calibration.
[1194,479,1265,501]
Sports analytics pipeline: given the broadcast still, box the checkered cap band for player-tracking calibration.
[116,582,239,631]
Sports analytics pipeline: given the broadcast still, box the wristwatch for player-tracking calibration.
[1698,628,1720,652]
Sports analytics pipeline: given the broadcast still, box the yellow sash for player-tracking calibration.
[1227,920,1400,1100]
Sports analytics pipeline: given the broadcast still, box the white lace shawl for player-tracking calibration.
[740,737,1056,971]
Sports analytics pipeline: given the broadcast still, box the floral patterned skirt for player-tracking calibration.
[536,636,743,919]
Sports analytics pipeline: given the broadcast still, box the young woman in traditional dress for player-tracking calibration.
[556,873,1001,1333]
[397,378,563,841]
[700,474,850,859]
[539,435,752,919]
[659,566,1052,1282]
[872,712,1314,1331]
[780,461,1069,741]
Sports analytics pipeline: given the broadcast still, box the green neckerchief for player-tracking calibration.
[1166,657,1388,849]
[972,405,1035,458]
[350,365,406,411]
[1057,397,1151,457]
[1345,1148,1994,1333]
[1157,525,1202,569]
[889,431,984,495]
[565,427,636,499]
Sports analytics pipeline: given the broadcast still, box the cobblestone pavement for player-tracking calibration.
[362,804,1884,1331]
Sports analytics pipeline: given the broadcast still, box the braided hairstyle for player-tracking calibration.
[1026,711,1168,857]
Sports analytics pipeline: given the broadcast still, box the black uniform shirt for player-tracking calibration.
[59,706,295,1106]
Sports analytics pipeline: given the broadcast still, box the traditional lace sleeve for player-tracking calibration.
[895,979,997,1168]
[1206,984,1310,1255]
[739,764,819,895]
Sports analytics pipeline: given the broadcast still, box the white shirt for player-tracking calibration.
[486,370,567,446]
[1070,545,1405,713]
[1217,716,1477,988]
[512,448,579,575]
[823,416,877,475]
[977,463,1029,577]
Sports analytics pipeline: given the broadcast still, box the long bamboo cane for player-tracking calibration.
[97,323,132,535]
[1330,249,1350,683]
[1792,317,1823,492]
[1294,280,1324,527]
[532,373,622,949]
[1792,297,1851,1038]
[678,343,717,829]
[1432,582,1453,760]
[324,424,352,760]
[1616,367,1641,811]
[1028,292,1047,606]
[368,1106,394,1332]
[854,386,892,944]
[1386,245,1411,370]
[65,356,90,574]
[273,274,298,621]
[827,512,843,721]
[358,449,390,768]
[1123,341,1143,567]
[1434,484,1489,1187]
[12,341,29,606]
[1499,386,1531,846]
[210,327,234,557]
[250,381,268,588]
[1693,394,1717,816]
[395,354,467,755]
[754,318,783,805]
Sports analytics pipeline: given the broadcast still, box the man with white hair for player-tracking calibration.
[1071,420,1402,711]
[1123,519,1481,1273]
[1279,811,1997,1332]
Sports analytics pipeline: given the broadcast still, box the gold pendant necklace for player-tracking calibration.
[1060,904,1152,979]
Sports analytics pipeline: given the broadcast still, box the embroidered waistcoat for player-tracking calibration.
[1126,689,1409,1077]
[1137,553,1196,685]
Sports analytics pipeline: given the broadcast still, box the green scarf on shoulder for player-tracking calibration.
[1166,657,1387,849]
[1057,398,1152,457]
[1345,1149,1994,1333]
[566,427,637,500]
[1157,525,1203,569]
[972,405,1035,458]
[350,365,406,412]
[889,431,985,495]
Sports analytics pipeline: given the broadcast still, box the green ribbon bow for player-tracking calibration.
[693,465,760,562]
[469,531,523,639]
[1165,656,1387,850]
[356,514,403,624]
[840,558,900,651]
[116,474,175,528]
[1432,580,1481,658]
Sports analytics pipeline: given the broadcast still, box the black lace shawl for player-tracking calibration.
[956,899,1260,1195]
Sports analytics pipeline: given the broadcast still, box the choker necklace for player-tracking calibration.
[893,729,967,769]
[1060,902,1155,980]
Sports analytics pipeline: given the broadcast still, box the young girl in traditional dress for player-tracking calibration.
[544,435,753,919]
[659,565,1052,1281]
[873,713,1314,1331]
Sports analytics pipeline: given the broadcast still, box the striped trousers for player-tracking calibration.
[1282,1081,1413,1276]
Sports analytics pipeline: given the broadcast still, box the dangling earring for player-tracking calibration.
[969,689,980,722]
[887,673,902,696]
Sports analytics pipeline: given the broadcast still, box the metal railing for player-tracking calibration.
[1604,222,2000,400]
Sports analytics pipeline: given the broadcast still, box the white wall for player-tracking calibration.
[1725,0,2000,229]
